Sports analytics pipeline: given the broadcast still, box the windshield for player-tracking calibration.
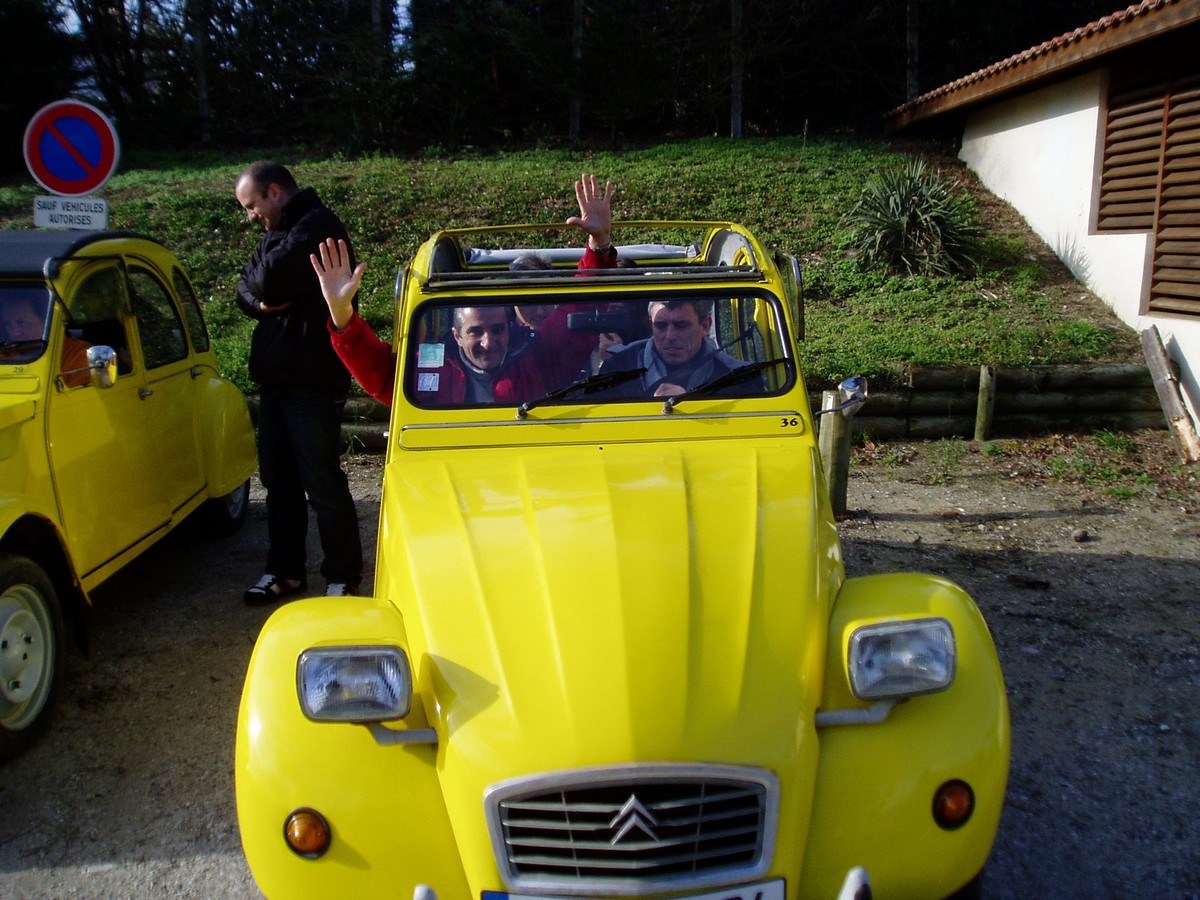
[0,282,52,365]
[405,291,794,410]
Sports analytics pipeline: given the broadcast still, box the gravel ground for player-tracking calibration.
[1,441,1197,899]
[0,456,383,900]
[840,435,1200,898]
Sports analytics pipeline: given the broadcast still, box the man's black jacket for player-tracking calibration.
[235,188,354,392]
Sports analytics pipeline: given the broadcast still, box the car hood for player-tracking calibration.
[380,439,840,769]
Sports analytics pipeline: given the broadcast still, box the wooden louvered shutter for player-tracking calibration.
[1098,81,1166,232]
[1149,75,1200,316]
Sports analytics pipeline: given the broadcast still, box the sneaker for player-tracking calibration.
[244,573,306,606]
[324,582,360,597]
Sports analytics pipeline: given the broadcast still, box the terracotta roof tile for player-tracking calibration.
[888,0,1197,125]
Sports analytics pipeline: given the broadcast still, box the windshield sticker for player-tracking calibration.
[417,372,440,392]
[418,343,445,368]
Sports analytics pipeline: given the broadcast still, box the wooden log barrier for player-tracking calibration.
[975,364,995,442]
[1139,326,1200,463]
[243,362,1172,452]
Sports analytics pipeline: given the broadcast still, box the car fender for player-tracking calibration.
[799,573,1011,897]
[0,496,42,544]
[0,401,88,609]
[236,595,471,899]
[194,375,257,497]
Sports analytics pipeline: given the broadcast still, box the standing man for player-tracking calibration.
[234,160,363,604]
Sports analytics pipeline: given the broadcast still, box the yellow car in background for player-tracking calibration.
[237,222,1009,899]
[0,229,257,761]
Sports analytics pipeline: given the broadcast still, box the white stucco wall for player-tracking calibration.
[958,69,1200,423]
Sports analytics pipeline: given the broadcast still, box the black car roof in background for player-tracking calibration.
[0,230,158,277]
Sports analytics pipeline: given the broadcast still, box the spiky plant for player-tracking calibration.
[845,158,982,276]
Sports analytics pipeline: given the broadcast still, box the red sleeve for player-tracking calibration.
[577,245,619,271]
[520,246,618,387]
[328,314,396,406]
[534,303,599,387]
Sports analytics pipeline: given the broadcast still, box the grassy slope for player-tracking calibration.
[0,138,1141,395]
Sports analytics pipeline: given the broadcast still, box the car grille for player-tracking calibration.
[485,764,778,896]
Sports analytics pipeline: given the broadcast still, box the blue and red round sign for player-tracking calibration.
[23,100,120,197]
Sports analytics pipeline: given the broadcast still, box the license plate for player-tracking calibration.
[483,877,785,900]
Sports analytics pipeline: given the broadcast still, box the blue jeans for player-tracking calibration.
[257,386,362,587]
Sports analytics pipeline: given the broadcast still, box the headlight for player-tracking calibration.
[847,618,955,700]
[297,646,412,722]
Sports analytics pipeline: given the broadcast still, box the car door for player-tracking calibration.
[45,259,167,585]
[124,260,205,520]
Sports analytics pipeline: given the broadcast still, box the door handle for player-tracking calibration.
[139,387,154,400]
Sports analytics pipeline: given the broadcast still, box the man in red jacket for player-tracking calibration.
[310,173,619,406]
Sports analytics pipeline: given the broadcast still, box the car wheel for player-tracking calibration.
[197,478,250,538]
[0,554,65,762]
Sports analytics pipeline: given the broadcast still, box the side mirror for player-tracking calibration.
[86,345,118,388]
[815,375,868,418]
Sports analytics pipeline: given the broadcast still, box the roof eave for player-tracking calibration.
[886,0,1200,133]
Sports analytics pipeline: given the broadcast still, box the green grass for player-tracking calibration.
[1022,431,1167,498]
[924,438,968,485]
[853,429,1191,502]
[0,137,1138,395]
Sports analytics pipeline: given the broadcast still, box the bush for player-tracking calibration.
[845,158,982,276]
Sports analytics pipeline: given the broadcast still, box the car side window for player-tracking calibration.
[173,268,210,353]
[67,267,133,374]
[128,267,188,369]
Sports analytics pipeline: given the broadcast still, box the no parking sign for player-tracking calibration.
[24,99,119,229]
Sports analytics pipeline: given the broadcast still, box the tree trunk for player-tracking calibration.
[130,0,146,107]
[906,0,919,100]
[569,0,583,141]
[185,0,212,144]
[370,0,385,77]
[730,0,744,138]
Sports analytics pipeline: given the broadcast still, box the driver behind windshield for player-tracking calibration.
[1,295,46,346]
[597,298,746,398]
[2,294,92,387]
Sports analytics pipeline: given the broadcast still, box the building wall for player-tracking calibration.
[958,69,1200,422]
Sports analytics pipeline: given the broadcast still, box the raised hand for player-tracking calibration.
[309,237,365,331]
[565,173,614,251]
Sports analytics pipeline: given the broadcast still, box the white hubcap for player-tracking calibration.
[0,595,48,707]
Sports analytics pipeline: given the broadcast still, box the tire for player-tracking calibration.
[197,478,250,538]
[0,554,65,762]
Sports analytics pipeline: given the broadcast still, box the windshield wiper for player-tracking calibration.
[517,367,647,418]
[0,339,46,351]
[662,357,788,413]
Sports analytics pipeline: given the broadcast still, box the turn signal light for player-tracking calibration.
[284,807,332,858]
[932,780,974,830]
